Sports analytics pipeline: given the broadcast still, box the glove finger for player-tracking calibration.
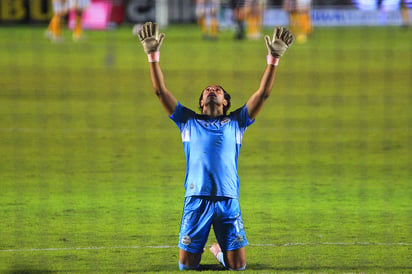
[144,22,150,38]
[139,26,147,39]
[272,27,280,43]
[158,33,165,49]
[147,22,152,37]
[153,22,158,38]
[264,35,271,49]
[284,29,294,45]
[276,27,283,40]
[280,27,288,41]
[138,30,144,42]
[150,22,155,37]
[287,33,295,46]
[283,29,292,44]
[285,29,292,42]
[142,23,147,38]
[152,23,159,37]
[279,29,288,41]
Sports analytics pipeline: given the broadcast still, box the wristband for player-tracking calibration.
[148,51,160,63]
[266,55,279,66]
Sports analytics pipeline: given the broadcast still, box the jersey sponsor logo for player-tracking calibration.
[220,117,231,126]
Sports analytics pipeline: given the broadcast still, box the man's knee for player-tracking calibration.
[179,249,201,271]
[226,261,247,271]
[219,252,246,270]
[224,248,246,270]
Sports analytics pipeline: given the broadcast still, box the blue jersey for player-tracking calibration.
[170,102,254,199]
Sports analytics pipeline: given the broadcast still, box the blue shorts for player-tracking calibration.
[178,196,248,254]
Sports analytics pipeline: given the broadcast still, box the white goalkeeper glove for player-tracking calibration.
[264,27,295,58]
[138,22,165,62]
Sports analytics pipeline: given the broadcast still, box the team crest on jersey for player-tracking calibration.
[220,117,231,126]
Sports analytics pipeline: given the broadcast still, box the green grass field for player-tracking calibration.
[0,24,411,273]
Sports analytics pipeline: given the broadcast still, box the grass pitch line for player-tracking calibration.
[252,242,412,247]
[1,242,410,253]
[0,245,175,253]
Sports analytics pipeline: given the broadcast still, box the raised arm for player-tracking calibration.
[138,22,177,116]
[246,27,294,120]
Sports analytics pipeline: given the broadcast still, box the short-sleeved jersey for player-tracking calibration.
[170,102,254,199]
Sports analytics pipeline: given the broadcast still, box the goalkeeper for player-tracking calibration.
[137,22,294,271]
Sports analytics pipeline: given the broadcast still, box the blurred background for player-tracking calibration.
[0,0,411,272]
[1,0,411,28]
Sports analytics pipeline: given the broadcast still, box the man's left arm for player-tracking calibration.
[246,27,294,120]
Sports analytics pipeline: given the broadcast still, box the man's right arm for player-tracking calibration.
[138,22,177,116]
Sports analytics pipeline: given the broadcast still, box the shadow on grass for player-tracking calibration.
[134,263,226,272]
[119,263,412,272]
[198,264,226,271]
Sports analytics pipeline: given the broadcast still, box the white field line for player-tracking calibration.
[1,242,410,253]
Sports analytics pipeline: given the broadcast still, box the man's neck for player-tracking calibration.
[202,106,223,118]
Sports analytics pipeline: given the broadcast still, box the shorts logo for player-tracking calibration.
[235,235,244,243]
[181,235,191,246]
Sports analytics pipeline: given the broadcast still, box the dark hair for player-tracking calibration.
[199,85,231,115]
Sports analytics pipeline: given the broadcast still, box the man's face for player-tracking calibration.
[201,85,227,110]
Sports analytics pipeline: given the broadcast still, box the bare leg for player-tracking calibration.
[179,249,202,270]
[210,243,246,270]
